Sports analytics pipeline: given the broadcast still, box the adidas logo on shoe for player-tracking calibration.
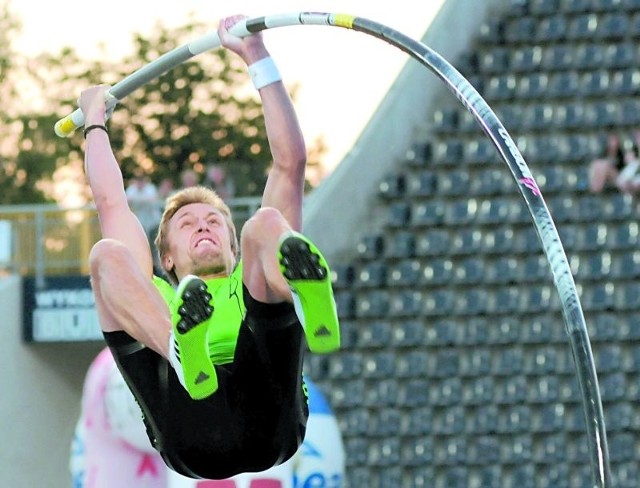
[195,371,211,385]
[314,325,332,337]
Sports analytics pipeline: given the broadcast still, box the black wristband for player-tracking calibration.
[83,124,109,138]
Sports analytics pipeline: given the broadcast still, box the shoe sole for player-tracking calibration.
[172,275,218,399]
[278,232,340,353]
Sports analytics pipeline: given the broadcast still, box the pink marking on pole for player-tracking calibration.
[519,177,541,196]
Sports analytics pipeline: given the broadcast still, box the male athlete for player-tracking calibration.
[79,15,340,480]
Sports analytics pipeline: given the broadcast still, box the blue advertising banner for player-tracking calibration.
[22,276,102,342]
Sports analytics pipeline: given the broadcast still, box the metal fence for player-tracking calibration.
[0,197,261,286]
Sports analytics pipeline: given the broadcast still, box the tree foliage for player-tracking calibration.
[0,0,43,203]
[0,0,17,87]
[1,11,324,204]
[113,20,273,196]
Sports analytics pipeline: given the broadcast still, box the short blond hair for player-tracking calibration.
[155,185,239,285]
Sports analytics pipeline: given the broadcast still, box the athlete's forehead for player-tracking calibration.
[172,202,224,222]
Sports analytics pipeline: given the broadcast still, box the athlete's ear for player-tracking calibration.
[162,254,173,272]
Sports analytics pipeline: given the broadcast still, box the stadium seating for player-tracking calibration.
[306,1,640,486]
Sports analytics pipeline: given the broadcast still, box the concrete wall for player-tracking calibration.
[0,274,101,488]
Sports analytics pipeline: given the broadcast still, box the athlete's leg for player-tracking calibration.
[90,238,172,357]
[240,207,293,303]
[103,328,210,480]
[228,293,308,470]
[241,207,340,352]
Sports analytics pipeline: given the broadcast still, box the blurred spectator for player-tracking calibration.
[589,132,640,197]
[589,133,624,194]
[204,163,235,200]
[180,169,199,188]
[125,172,161,236]
[157,178,176,201]
[616,132,640,196]
[71,348,345,488]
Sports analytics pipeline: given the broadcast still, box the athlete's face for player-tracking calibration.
[164,202,235,280]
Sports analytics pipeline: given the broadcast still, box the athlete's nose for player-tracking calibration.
[196,218,207,232]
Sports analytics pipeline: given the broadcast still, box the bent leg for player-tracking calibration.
[230,291,308,469]
[90,238,172,357]
[241,207,293,304]
[241,207,340,353]
[104,329,206,479]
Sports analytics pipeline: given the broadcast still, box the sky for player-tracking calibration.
[12,0,445,176]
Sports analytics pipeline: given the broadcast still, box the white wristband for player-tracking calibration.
[248,57,282,90]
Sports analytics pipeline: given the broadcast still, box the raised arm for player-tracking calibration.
[218,16,307,231]
[79,85,155,277]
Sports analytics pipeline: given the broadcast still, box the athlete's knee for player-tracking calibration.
[241,207,288,247]
[89,239,133,278]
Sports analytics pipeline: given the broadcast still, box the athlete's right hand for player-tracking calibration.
[218,15,268,66]
[78,85,112,126]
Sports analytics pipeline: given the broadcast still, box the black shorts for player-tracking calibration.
[104,285,309,480]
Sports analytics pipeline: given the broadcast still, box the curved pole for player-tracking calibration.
[53,13,611,487]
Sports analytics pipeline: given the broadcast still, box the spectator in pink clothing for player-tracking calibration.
[70,348,167,488]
